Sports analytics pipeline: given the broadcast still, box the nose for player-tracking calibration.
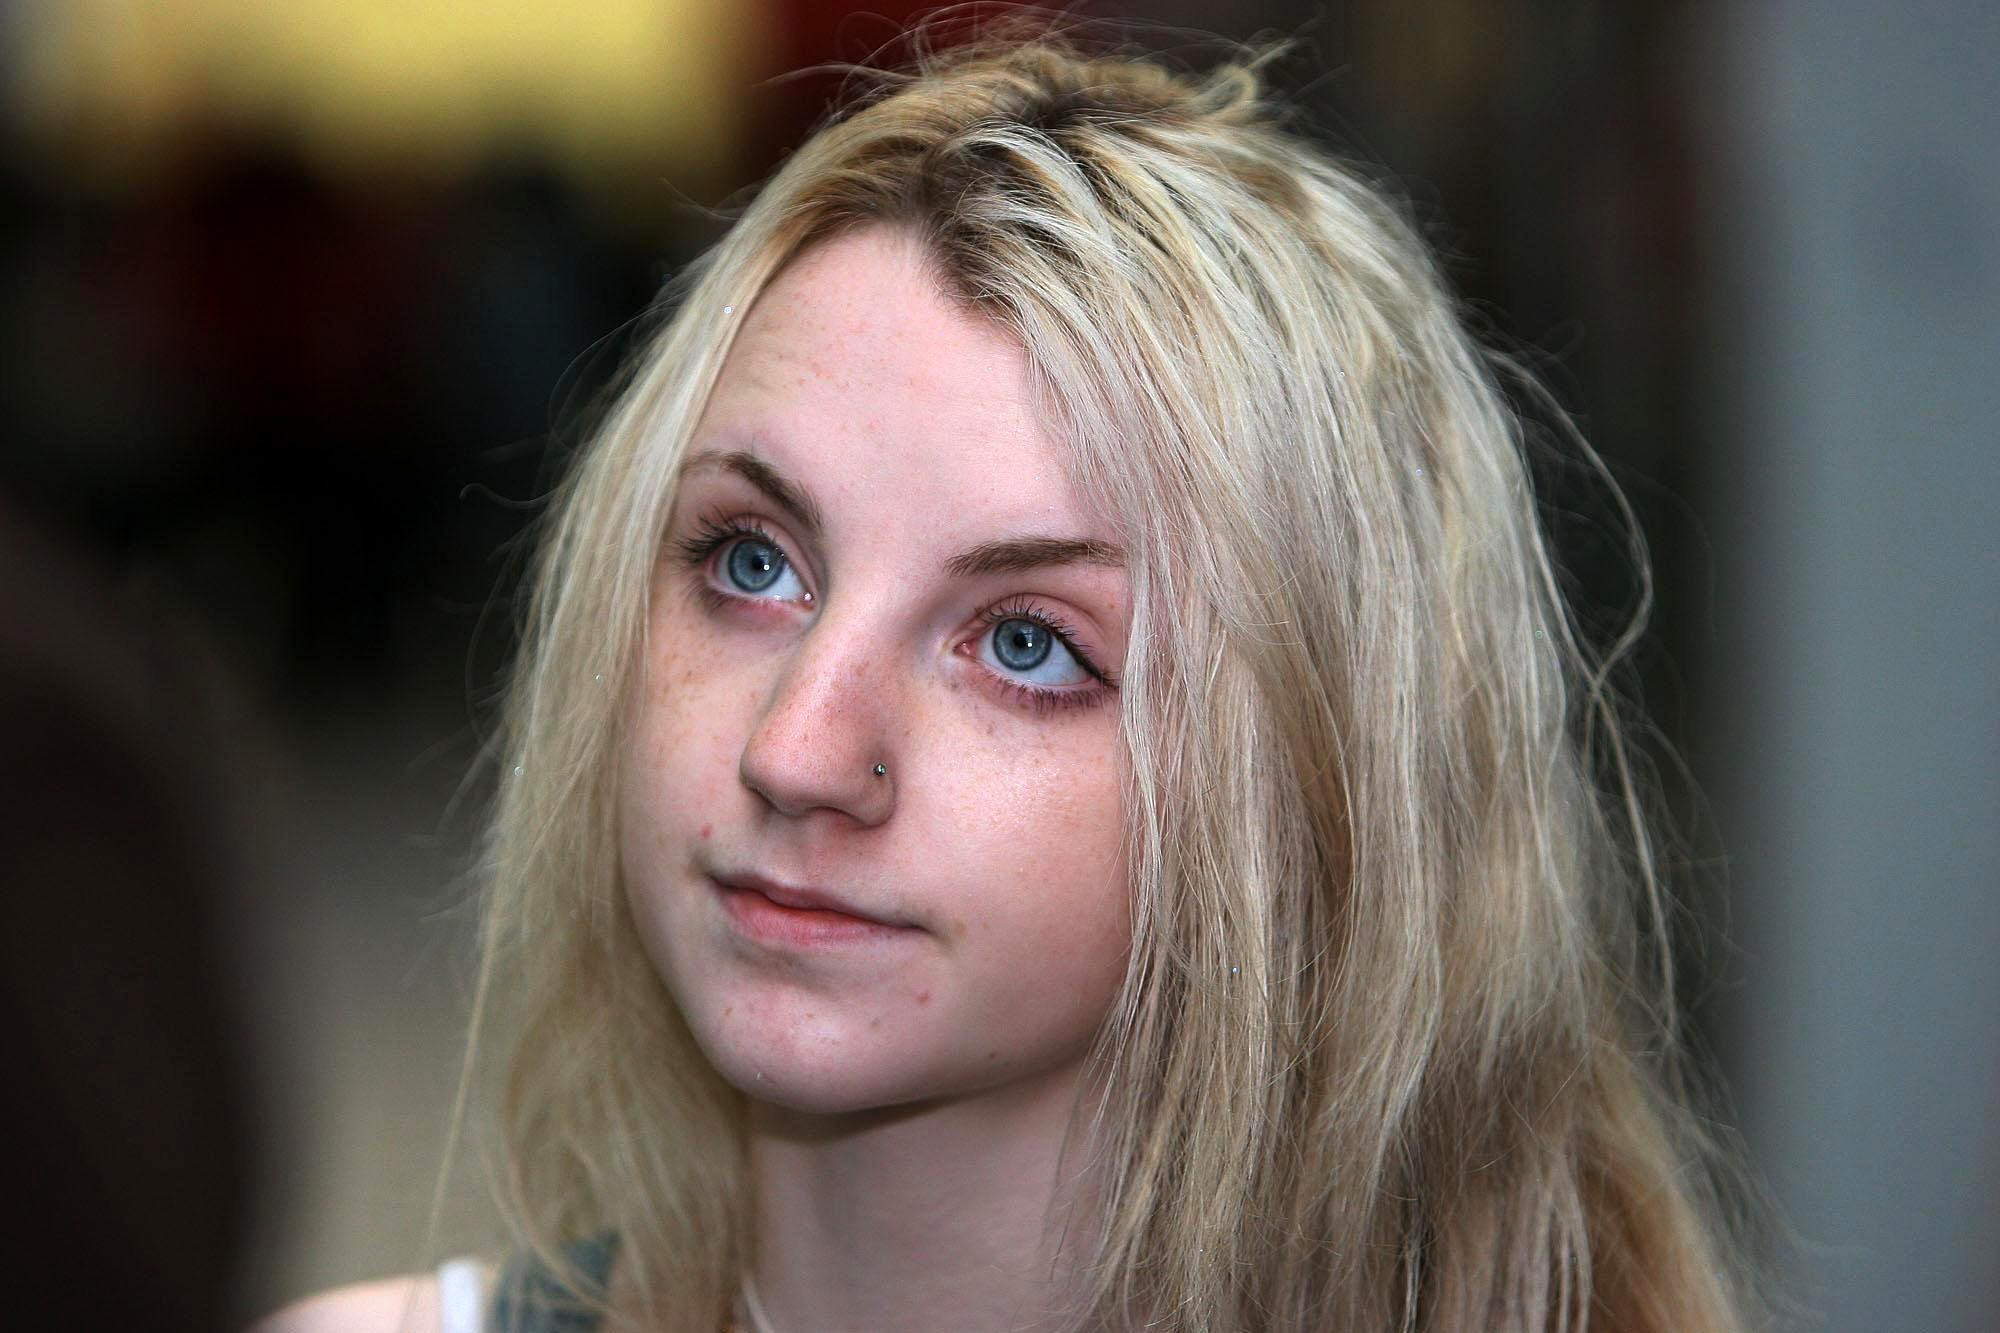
[738,608,897,825]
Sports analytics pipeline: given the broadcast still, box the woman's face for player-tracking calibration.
[617,227,1132,1115]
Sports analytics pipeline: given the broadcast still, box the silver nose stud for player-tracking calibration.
[873,763,888,778]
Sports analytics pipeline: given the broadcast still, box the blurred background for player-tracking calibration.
[1,2,1991,1329]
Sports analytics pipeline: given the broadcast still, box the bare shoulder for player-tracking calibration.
[245,1272,441,1333]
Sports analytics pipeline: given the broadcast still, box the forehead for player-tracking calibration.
[719,228,1018,408]
[693,228,1097,539]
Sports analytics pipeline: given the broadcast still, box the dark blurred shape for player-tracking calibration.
[749,0,948,168]
[0,499,259,1329]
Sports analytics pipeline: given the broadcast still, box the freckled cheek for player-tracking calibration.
[641,620,770,774]
[619,627,768,877]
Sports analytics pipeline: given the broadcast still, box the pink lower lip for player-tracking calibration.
[716,882,915,949]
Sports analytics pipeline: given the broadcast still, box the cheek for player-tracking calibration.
[942,747,1132,1006]
[625,596,757,783]
[617,603,753,881]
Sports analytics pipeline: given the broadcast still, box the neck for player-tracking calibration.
[743,1059,1104,1333]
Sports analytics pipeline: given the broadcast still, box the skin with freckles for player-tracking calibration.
[616,225,1133,1123]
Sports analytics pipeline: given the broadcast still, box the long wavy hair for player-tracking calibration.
[439,27,1761,1333]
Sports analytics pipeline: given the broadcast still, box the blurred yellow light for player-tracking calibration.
[10,0,768,196]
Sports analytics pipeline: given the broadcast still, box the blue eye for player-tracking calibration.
[992,618,1051,670]
[726,536,786,593]
[979,615,1091,687]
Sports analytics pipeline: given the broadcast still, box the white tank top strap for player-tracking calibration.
[435,1256,492,1333]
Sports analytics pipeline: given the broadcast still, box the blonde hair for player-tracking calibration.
[446,27,1760,1333]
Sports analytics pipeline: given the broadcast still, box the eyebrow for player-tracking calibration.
[678,447,1126,577]
[944,535,1124,579]
[681,449,826,540]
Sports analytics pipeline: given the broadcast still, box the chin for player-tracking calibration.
[701,1038,942,1116]
[694,1008,1044,1118]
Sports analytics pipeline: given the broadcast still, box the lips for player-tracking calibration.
[708,869,906,928]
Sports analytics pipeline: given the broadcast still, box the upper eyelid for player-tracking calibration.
[680,513,815,596]
[679,448,827,546]
[679,448,1123,578]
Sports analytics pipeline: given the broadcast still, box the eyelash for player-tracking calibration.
[672,514,784,588]
[671,514,1118,717]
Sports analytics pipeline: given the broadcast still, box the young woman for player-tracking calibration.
[260,31,1760,1333]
